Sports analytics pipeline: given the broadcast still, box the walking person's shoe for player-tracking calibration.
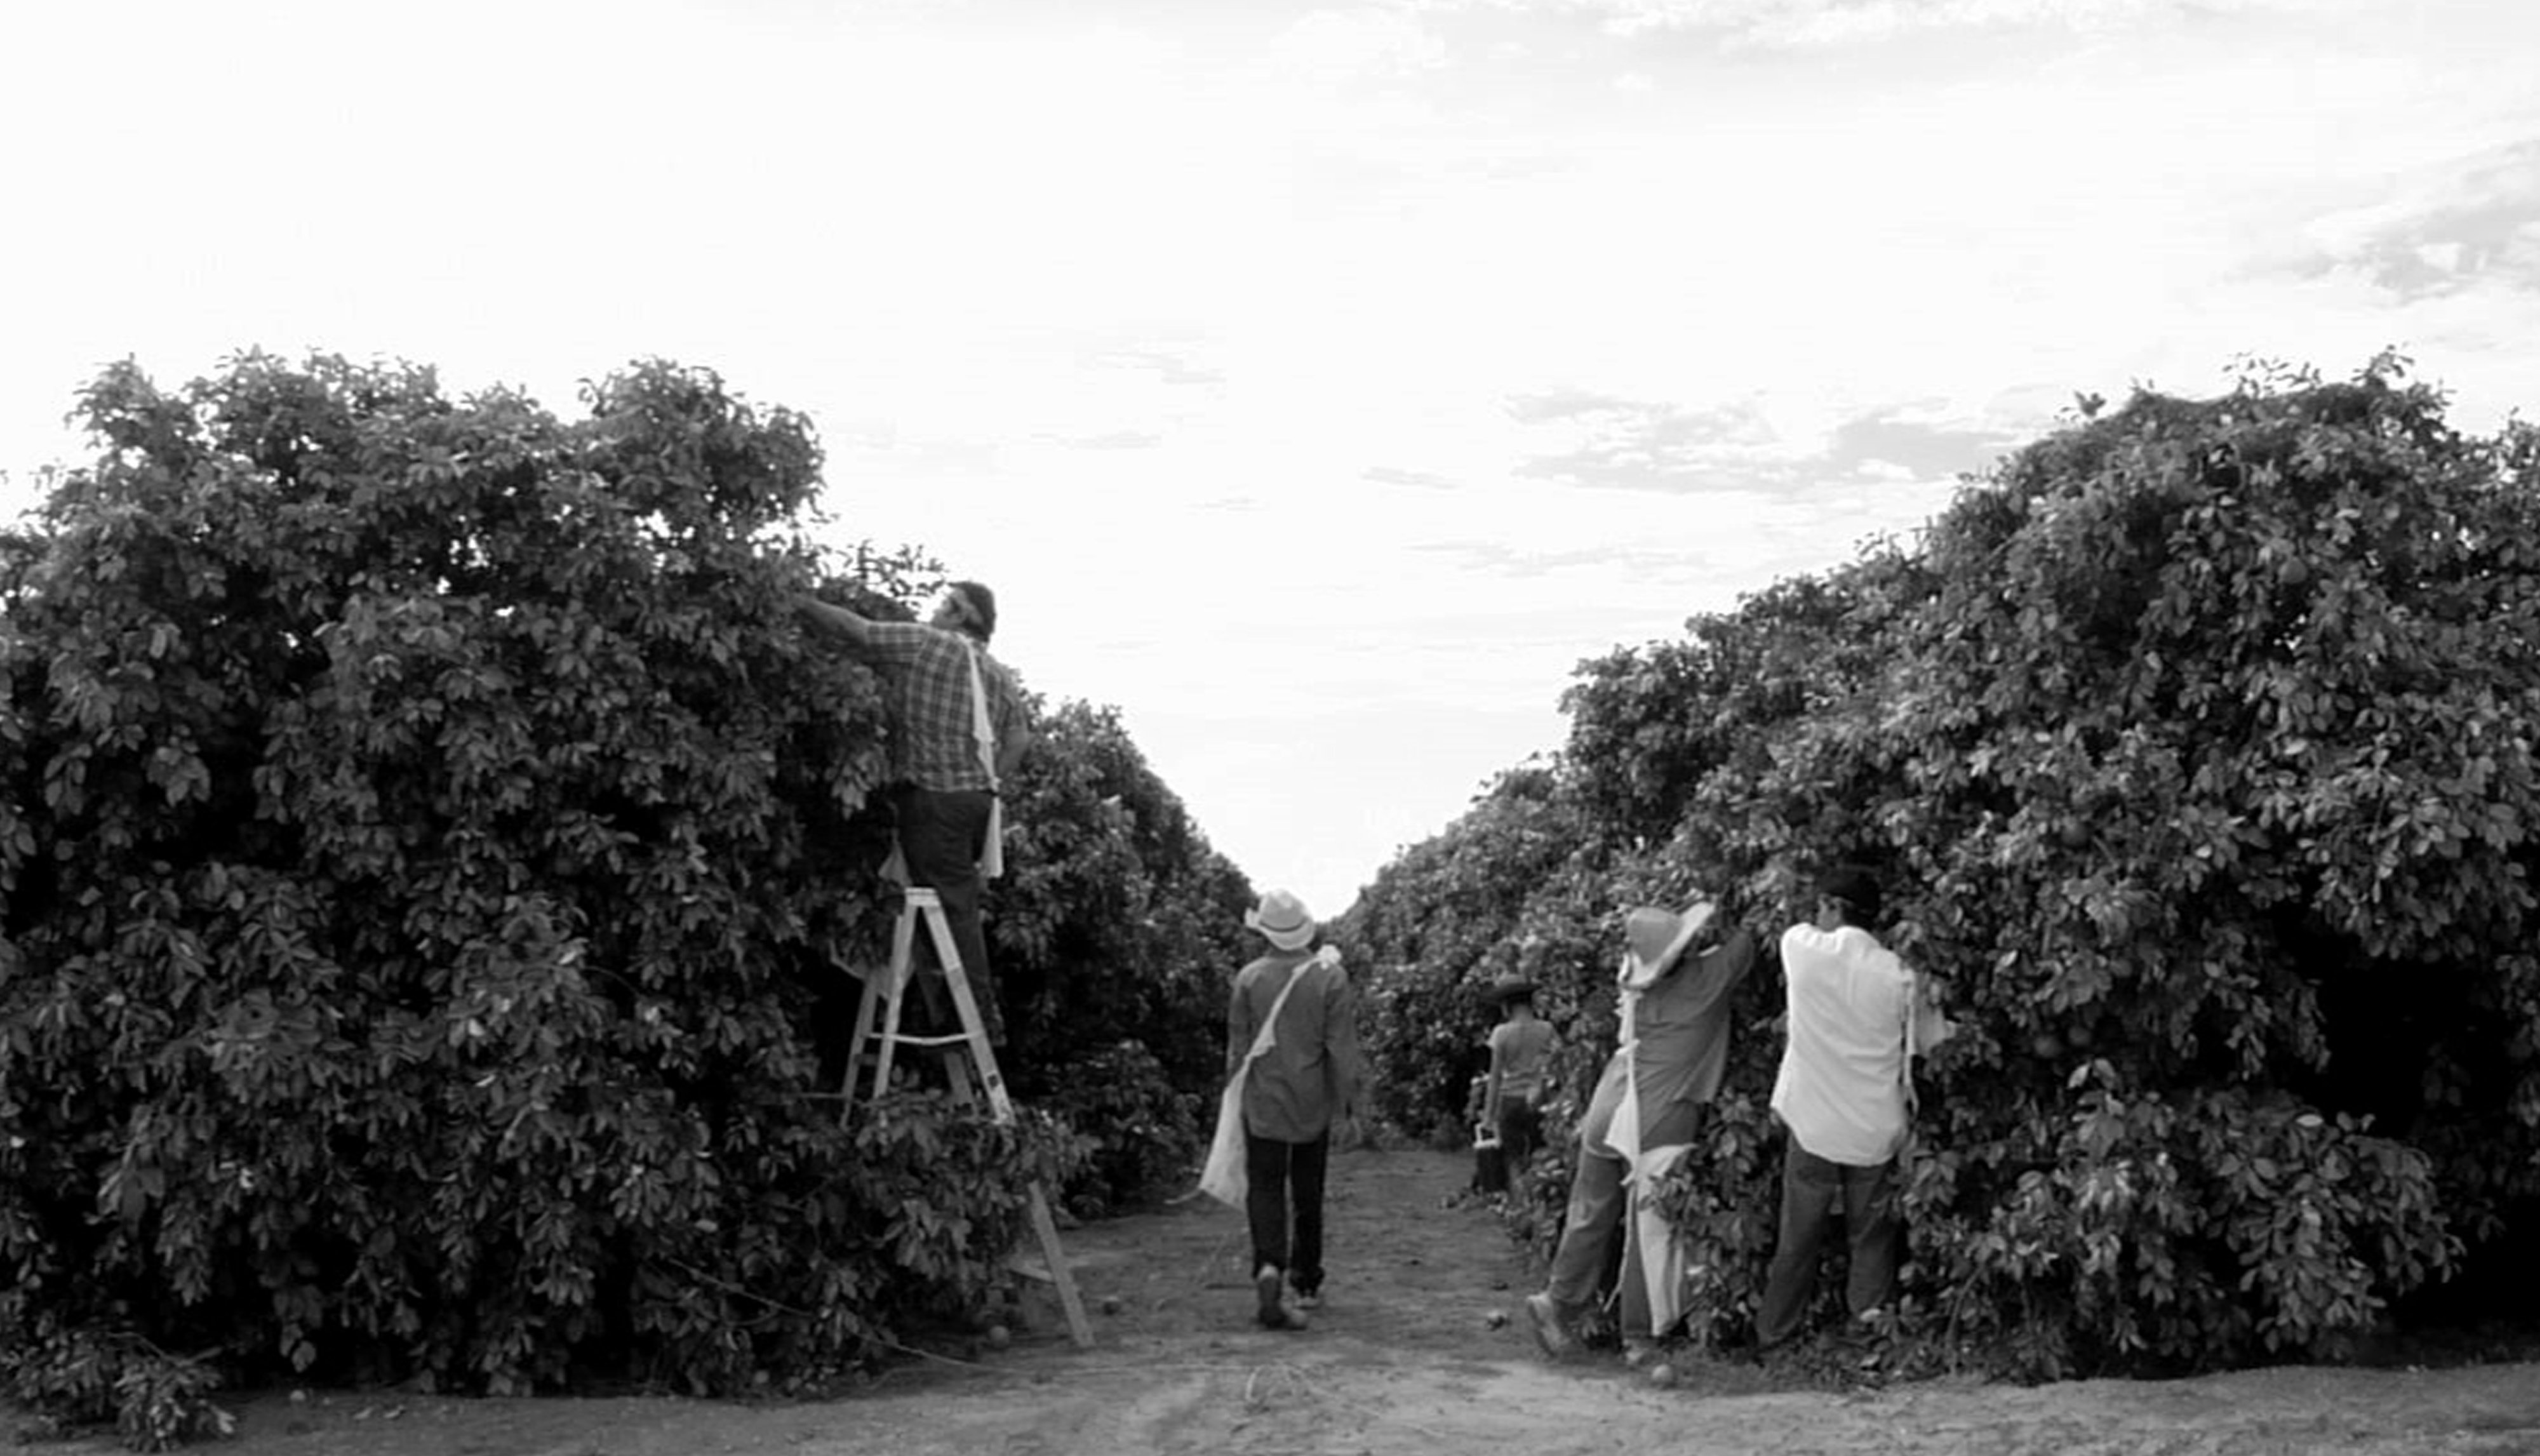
[1524,1292,1578,1359]
[1290,1280,1322,1311]
[1255,1264,1308,1331]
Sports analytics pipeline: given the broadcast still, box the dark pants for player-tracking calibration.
[1544,1147,1631,1326]
[892,785,1002,1045]
[1495,1096,1542,1166]
[1544,1100,1711,1340]
[1245,1130,1330,1295]
[1756,1139,1900,1347]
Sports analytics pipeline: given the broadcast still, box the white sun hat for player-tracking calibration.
[1243,889,1318,951]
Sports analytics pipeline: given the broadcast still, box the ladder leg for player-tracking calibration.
[870,895,919,1101]
[940,1045,979,1108]
[1022,1182,1094,1350]
[916,897,1094,1351]
[839,963,882,1124]
[921,902,1006,1108]
[919,901,980,1105]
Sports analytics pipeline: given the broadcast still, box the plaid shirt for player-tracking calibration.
[860,621,1029,791]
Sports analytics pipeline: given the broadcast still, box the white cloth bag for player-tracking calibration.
[963,643,1005,880]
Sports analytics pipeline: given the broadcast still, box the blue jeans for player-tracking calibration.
[1245,1130,1329,1294]
[1757,1138,1899,1347]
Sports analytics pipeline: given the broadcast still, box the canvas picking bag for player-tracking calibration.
[964,642,1005,880]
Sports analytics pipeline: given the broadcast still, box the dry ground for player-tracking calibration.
[17,1147,2540,1455]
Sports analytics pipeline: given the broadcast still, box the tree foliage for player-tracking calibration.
[993,700,1255,1214]
[1336,765,1614,1141]
[0,352,1240,1434]
[1358,359,2540,1374]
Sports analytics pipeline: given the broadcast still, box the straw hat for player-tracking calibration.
[1243,889,1318,951]
[1621,898,1719,984]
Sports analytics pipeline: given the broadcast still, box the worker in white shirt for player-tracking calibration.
[1757,865,1949,1349]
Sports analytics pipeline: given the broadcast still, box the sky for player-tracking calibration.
[4,0,2537,921]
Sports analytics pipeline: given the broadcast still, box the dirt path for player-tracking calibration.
[24,1147,2540,1455]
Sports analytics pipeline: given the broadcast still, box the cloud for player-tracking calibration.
[1476,150,1586,181]
[1511,397,1783,493]
[2279,140,2540,300]
[1503,389,1630,425]
[1826,408,2024,479]
[1535,0,2359,47]
[1062,431,1166,450]
[843,436,1006,479]
[1099,349,1227,388]
[1363,464,1462,488]
[1271,6,1453,83]
[1506,392,2012,495]
[1410,539,1694,576]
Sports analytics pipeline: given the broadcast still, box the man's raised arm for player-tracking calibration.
[794,592,879,648]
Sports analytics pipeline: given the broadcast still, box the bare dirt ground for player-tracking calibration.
[17,1146,2540,1455]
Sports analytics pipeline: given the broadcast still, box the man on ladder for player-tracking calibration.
[799,578,1091,1347]
[795,578,1033,1045]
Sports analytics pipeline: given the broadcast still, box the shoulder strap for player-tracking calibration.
[1245,958,1309,1064]
[962,643,998,792]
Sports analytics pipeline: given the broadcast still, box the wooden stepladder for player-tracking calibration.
[841,888,1094,1349]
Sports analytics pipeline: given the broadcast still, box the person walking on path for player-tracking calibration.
[1756,865,1951,1351]
[794,580,1034,1045]
[1482,972,1556,1204]
[1226,889,1365,1332]
[1527,893,1759,1361]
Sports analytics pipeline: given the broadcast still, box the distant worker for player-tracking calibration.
[1528,893,1758,1361]
[1756,865,1951,1351]
[1224,890,1365,1331]
[1481,968,1556,1205]
[795,580,1033,1045]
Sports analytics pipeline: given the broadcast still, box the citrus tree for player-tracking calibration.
[0,351,1228,1441]
[1363,360,2540,1375]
